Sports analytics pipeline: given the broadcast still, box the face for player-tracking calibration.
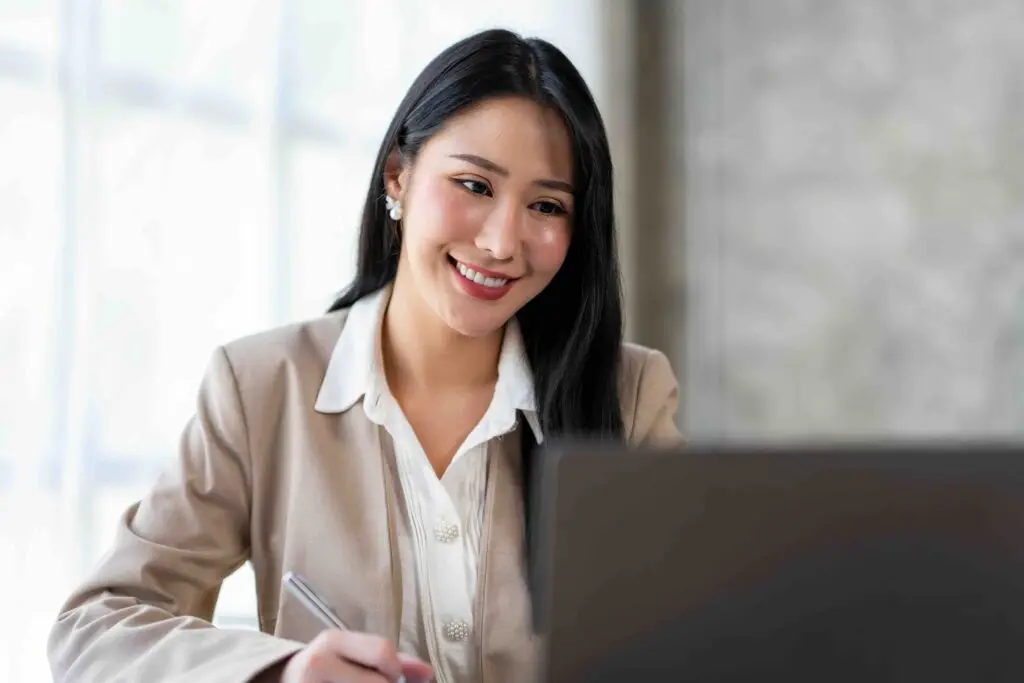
[386,96,574,339]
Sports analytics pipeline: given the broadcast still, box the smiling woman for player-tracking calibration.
[46,27,681,683]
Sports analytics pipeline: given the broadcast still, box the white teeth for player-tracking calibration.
[456,262,509,288]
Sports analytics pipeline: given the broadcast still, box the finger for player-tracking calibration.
[305,647,389,683]
[397,652,434,682]
[326,663,389,683]
[317,630,403,682]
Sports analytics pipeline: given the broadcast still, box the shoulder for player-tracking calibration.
[617,342,677,407]
[199,310,352,408]
[220,311,350,378]
[617,342,682,445]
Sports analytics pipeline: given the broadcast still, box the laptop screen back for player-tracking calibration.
[531,444,1024,683]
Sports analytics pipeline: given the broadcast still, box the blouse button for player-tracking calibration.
[434,519,460,543]
[442,619,471,642]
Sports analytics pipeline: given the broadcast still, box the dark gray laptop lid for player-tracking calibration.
[530,443,1024,683]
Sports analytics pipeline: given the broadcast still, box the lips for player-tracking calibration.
[448,257,517,301]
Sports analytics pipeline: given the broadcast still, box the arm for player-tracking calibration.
[47,347,302,683]
[628,348,684,447]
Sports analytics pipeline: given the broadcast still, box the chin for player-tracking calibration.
[444,315,506,340]
[439,302,512,339]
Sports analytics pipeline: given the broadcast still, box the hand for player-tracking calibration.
[281,630,434,683]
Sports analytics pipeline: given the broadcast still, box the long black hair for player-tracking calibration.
[328,28,625,592]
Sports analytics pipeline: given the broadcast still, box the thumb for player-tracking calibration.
[397,652,434,683]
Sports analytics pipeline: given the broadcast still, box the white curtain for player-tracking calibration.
[0,1,602,679]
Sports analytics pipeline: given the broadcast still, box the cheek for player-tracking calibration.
[529,224,571,276]
[407,180,480,247]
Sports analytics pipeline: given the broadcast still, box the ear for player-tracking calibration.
[383,148,409,200]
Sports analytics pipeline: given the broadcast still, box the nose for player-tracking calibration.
[475,199,521,261]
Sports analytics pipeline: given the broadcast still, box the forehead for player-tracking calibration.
[419,96,574,181]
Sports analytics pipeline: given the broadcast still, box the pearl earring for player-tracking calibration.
[385,195,403,221]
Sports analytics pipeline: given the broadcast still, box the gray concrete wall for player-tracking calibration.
[627,0,1024,440]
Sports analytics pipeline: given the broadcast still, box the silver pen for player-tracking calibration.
[282,571,349,630]
[282,571,408,683]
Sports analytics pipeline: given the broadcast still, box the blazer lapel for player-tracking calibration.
[338,408,400,642]
[478,427,541,682]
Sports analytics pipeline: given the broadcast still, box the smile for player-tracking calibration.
[455,261,509,289]
[448,257,517,302]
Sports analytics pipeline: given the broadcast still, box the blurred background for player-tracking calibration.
[1,0,1022,679]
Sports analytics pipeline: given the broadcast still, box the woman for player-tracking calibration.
[48,28,680,683]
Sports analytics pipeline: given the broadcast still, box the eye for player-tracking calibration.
[456,178,492,196]
[530,200,567,216]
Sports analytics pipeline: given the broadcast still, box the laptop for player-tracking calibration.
[529,442,1024,683]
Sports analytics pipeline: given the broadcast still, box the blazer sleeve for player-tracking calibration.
[47,347,303,683]
[628,348,684,447]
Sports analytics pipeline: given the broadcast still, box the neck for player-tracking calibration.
[382,275,504,393]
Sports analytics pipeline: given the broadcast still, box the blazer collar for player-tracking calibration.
[314,284,543,443]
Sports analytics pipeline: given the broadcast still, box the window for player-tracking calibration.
[0,2,601,679]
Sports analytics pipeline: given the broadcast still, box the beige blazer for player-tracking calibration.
[47,309,682,683]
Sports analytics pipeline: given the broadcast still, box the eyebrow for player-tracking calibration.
[449,153,574,194]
